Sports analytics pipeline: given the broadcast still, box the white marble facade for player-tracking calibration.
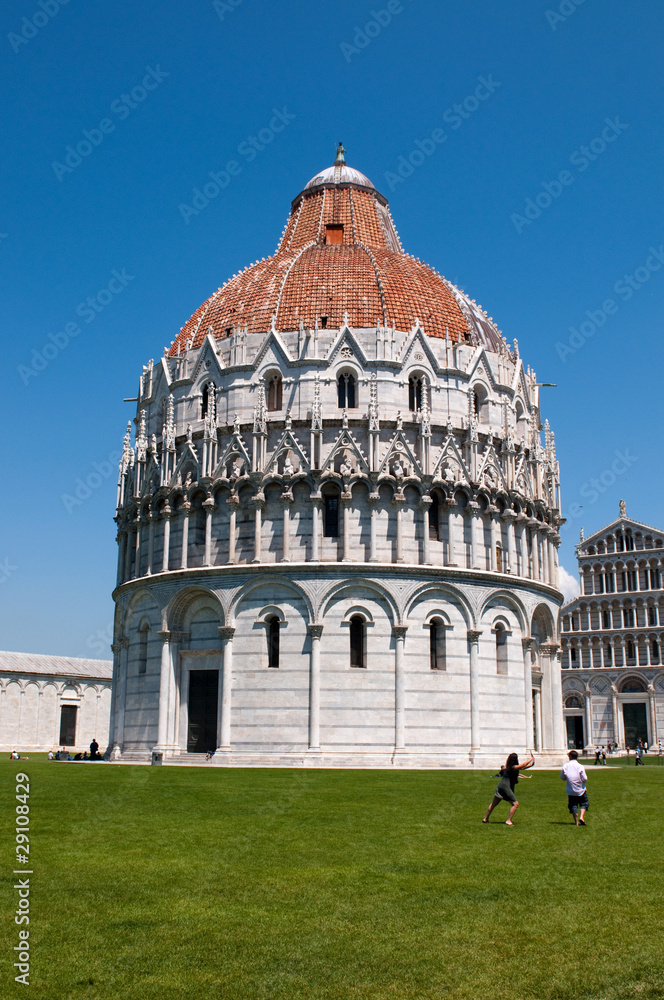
[110,157,566,767]
[561,506,664,750]
[0,652,112,753]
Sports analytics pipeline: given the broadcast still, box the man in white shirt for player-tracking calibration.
[560,750,589,826]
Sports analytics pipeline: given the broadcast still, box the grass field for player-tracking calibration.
[2,758,664,1000]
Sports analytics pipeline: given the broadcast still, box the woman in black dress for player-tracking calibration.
[482,752,535,825]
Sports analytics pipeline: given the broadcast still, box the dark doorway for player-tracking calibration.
[623,702,648,748]
[59,705,77,746]
[566,715,584,750]
[187,670,219,753]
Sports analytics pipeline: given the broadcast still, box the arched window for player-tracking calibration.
[201,382,215,418]
[323,493,339,537]
[621,676,645,693]
[604,644,613,665]
[266,373,282,411]
[495,623,508,674]
[429,618,447,671]
[267,615,280,668]
[349,615,365,668]
[602,610,611,629]
[337,372,357,408]
[138,621,150,675]
[626,641,635,661]
[408,375,425,411]
[651,639,659,663]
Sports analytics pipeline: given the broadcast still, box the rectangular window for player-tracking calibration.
[623,608,635,628]
[648,607,657,626]
[325,224,343,245]
[602,610,611,629]
[59,705,78,747]
[323,495,339,537]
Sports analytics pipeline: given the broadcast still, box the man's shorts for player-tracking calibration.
[567,792,589,814]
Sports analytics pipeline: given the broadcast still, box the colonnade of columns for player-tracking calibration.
[117,490,560,588]
[106,624,562,757]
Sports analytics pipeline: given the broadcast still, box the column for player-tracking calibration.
[467,629,482,754]
[648,686,657,746]
[489,507,500,571]
[393,626,408,751]
[584,691,592,749]
[611,685,621,745]
[467,503,482,570]
[203,496,214,567]
[533,687,542,751]
[134,515,142,576]
[446,499,458,567]
[162,506,172,573]
[227,498,238,564]
[155,631,182,751]
[110,637,129,755]
[393,492,405,564]
[125,527,136,580]
[180,504,190,569]
[252,494,264,563]
[541,643,564,749]
[147,512,155,575]
[522,638,535,750]
[307,624,323,751]
[530,521,540,580]
[311,496,321,562]
[517,516,529,577]
[341,495,351,562]
[421,496,432,566]
[281,493,292,562]
[117,531,127,586]
[540,531,549,585]
[368,493,379,563]
[217,626,235,750]
[503,510,517,574]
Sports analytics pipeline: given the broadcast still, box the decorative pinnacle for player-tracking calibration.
[334,142,346,166]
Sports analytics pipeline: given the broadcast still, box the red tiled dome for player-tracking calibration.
[170,149,503,356]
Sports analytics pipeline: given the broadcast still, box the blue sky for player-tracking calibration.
[1,0,662,656]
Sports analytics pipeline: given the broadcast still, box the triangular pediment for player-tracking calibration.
[213,432,252,480]
[467,347,498,389]
[477,442,508,492]
[513,453,534,499]
[377,429,422,479]
[253,329,293,369]
[431,432,470,485]
[320,428,369,476]
[264,428,310,477]
[190,334,225,385]
[398,326,440,372]
[325,327,369,367]
[171,441,200,487]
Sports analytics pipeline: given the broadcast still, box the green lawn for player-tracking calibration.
[2,759,664,1000]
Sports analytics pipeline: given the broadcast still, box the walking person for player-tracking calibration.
[561,750,589,826]
[483,752,535,826]
[594,746,601,765]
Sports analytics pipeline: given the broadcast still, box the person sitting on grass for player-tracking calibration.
[561,750,589,826]
[483,752,535,826]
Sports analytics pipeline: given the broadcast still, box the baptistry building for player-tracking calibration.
[109,146,565,766]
